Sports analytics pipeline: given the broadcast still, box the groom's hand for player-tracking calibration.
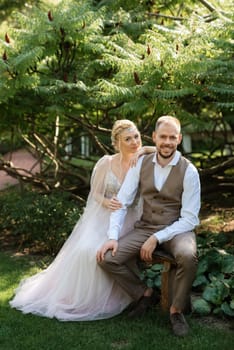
[96,239,118,263]
[140,235,157,262]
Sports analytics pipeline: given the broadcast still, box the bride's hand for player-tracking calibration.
[108,196,122,211]
[129,149,144,167]
[103,197,121,210]
[129,146,156,167]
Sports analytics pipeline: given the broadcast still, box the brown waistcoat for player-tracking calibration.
[136,153,189,231]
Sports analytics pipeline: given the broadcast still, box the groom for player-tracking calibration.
[96,116,201,337]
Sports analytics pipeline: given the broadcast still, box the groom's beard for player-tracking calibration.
[158,148,176,159]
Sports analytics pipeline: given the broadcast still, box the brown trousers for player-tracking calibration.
[98,229,197,312]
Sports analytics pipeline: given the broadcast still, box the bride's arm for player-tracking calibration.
[139,145,156,155]
[89,156,109,207]
[89,156,122,210]
[130,145,156,167]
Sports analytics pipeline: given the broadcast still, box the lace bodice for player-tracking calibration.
[104,169,141,211]
[104,170,121,199]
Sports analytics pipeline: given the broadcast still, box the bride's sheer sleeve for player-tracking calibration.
[87,155,111,208]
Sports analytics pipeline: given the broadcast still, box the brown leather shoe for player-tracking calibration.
[127,291,158,318]
[170,313,189,337]
[127,296,152,318]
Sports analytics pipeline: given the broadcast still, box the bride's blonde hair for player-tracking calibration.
[111,119,139,151]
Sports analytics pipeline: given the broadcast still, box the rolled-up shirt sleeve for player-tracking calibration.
[107,158,143,240]
[155,163,201,244]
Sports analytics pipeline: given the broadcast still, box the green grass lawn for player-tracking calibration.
[0,252,233,350]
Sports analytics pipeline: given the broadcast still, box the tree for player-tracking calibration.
[0,0,42,23]
[0,1,114,195]
[0,0,233,198]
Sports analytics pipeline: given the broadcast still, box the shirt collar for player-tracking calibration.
[152,150,181,166]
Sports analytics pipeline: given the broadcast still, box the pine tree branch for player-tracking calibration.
[197,0,230,21]
[64,113,112,154]
[198,0,216,12]
[200,157,234,176]
[0,159,51,191]
[147,12,184,21]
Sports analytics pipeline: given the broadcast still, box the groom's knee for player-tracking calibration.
[97,250,118,272]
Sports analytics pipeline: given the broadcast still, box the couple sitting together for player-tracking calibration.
[10,116,201,337]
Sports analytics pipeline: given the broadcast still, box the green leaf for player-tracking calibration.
[213,307,222,315]
[145,269,157,279]
[206,250,222,269]
[146,278,154,288]
[229,278,234,288]
[192,298,211,315]
[221,302,234,316]
[153,275,161,288]
[208,272,225,282]
[151,264,162,272]
[193,274,209,287]
[196,258,209,275]
[221,254,234,274]
[203,280,229,305]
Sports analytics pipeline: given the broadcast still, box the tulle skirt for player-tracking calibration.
[10,200,139,321]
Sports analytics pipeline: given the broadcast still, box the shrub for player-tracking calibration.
[0,189,82,255]
[140,232,234,318]
[192,233,234,317]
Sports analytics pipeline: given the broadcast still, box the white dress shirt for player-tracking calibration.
[108,150,201,244]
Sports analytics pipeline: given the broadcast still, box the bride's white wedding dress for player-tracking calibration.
[10,155,142,321]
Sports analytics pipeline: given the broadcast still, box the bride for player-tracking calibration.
[10,119,154,321]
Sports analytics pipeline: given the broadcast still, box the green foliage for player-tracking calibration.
[0,189,82,255]
[0,0,233,125]
[193,233,234,317]
[0,132,24,154]
[139,262,162,290]
[0,0,233,195]
[0,0,42,23]
[140,232,234,318]
[0,1,106,122]
[192,298,211,315]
